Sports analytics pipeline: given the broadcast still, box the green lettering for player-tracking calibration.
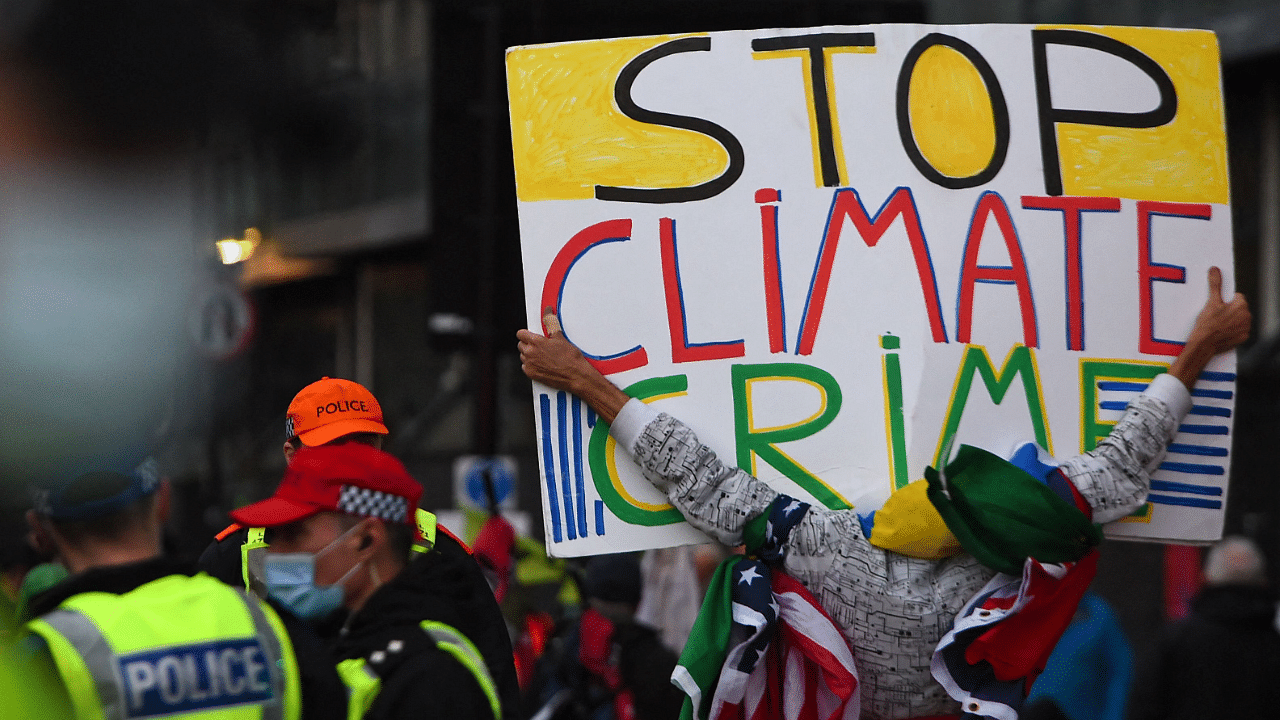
[933,345,1051,466]
[1079,359,1167,518]
[731,363,849,510]
[587,375,687,526]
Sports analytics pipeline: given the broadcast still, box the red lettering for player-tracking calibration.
[796,187,948,356]
[1021,195,1121,351]
[957,191,1038,347]
[757,188,787,354]
[539,219,648,375]
[660,218,745,363]
[1137,201,1210,355]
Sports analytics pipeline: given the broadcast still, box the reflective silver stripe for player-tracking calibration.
[420,625,494,685]
[420,622,501,720]
[41,608,127,720]
[236,592,285,720]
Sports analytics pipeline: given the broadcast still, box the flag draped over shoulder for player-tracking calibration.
[926,443,1102,719]
[673,496,859,720]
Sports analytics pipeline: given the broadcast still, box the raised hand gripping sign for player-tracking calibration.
[507,24,1234,557]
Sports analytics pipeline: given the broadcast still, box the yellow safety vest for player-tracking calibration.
[239,510,437,594]
[335,620,501,720]
[240,511,494,719]
[25,573,302,720]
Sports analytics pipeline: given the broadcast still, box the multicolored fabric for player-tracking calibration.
[617,385,1184,719]
[924,444,1101,575]
[676,495,858,720]
[860,480,963,560]
[742,495,811,563]
[674,557,859,720]
[1005,443,1093,519]
[931,551,1099,720]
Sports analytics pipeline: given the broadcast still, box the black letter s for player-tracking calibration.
[595,37,744,204]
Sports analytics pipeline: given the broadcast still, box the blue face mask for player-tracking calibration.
[263,526,364,621]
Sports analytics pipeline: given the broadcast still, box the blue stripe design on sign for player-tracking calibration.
[1178,424,1229,435]
[540,395,562,543]
[1097,381,1147,392]
[572,396,587,538]
[1100,401,1231,418]
[1150,480,1223,496]
[1198,371,1236,382]
[1158,462,1225,475]
[117,638,273,718]
[1166,443,1228,457]
[557,392,577,540]
[1096,381,1233,400]
[1148,494,1223,510]
[595,500,606,536]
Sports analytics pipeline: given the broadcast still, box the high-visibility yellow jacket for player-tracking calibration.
[25,572,302,720]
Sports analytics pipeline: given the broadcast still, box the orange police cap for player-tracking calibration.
[285,377,388,447]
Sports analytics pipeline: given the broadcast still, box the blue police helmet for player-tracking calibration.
[32,456,162,521]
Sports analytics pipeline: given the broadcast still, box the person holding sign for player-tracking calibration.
[517,268,1250,720]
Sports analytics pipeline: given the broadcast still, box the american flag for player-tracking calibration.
[675,557,859,720]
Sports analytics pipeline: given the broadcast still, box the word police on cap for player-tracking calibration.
[317,400,369,416]
[119,638,274,717]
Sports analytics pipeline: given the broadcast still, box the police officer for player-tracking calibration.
[20,457,346,720]
[228,442,502,720]
[199,377,520,719]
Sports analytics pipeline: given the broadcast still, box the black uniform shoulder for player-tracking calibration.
[25,557,196,618]
[335,535,516,720]
[198,525,250,588]
[361,637,493,720]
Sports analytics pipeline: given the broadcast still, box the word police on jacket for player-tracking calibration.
[118,638,274,717]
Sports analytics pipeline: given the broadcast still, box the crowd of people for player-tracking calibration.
[2,266,1278,720]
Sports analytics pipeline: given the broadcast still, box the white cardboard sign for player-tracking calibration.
[507,24,1235,557]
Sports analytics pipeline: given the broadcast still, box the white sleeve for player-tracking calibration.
[609,400,776,545]
[608,398,659,457]
[1058,373,1192,523]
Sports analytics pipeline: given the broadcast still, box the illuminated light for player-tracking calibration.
[216,228,261,265]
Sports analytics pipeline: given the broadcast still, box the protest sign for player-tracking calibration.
[507,24,1234,556]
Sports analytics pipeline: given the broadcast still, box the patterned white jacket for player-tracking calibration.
[608,374,1192,720]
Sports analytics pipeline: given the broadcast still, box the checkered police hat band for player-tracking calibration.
[337,484,409,523]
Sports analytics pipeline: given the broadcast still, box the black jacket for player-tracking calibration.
[25,556,346,720]
[333,535,518,720]
[1130,584,1280,720]
[199,526,520,719]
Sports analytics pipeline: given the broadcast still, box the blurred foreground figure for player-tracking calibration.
[1130,536,1280,720]
[0,0,357,507]
[17,458,345,719]
[519,268,1250,720]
